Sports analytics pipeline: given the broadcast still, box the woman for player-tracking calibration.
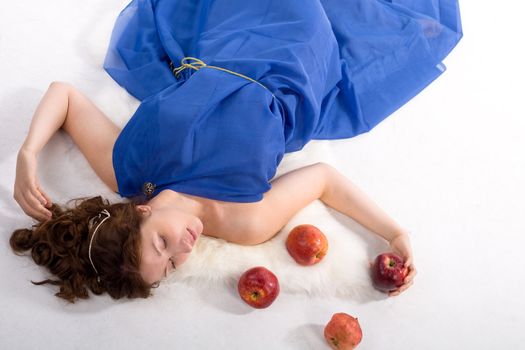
[11,0,462,302]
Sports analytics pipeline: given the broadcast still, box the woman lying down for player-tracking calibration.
[10,0,463,302]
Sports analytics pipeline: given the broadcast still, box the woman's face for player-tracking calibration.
[136,204,203,285]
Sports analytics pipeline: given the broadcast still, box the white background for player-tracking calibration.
[1,0,524,349]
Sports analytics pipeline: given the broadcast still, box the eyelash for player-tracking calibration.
[161,235,167,248]
[160,235,176,270]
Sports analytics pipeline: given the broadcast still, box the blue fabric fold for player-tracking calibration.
[104,0,463,202]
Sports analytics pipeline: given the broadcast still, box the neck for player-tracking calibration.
[146,189,208,221]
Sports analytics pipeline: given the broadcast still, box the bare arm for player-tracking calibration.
[247,162,416,295]
[21,81,70,154]
[320,164,408,242]
[249,162,408,244]
[14,81,120,221]
[318,164,416,296]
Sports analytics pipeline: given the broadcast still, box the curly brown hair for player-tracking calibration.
[9,195,154,303]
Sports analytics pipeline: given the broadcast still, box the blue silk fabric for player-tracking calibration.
[104,0,463,202]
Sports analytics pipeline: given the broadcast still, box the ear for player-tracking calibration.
[135,205,152,216]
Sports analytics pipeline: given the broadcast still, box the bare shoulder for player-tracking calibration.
[201,162,330,245]
[199,196,262,244]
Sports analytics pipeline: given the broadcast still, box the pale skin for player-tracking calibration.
[14,82,416,296]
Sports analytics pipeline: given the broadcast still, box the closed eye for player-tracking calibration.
[160,235,167,249]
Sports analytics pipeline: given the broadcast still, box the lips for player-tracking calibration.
[187,228,197,245]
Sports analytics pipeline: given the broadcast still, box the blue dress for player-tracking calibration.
[104,0,463,203]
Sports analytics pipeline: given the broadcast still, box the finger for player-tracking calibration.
[389,280,413,296]
[37,185,53,208]
[405,266,417,283]
[398,280,414,294]
[409,265,417,278]
[31,186,48,207]
[404,256,412,267]
[15,194,31,217]
[29,201,51,221]
[22,191,52,220]
[388,290,400,297]
[18,194,44,221]
[26,191,51,217]
[388,286,401,296]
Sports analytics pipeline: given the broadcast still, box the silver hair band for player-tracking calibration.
[87,209,111,282]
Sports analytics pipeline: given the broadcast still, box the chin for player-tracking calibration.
[195,219,204,235]
[177,253,191,266]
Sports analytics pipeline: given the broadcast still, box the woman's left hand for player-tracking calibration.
[387,233,417,296]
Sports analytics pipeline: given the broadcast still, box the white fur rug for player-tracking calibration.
[168,141,385,301]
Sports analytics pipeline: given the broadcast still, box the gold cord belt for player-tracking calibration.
[169,56,274,97]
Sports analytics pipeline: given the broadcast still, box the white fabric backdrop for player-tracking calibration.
[1,1,524,349]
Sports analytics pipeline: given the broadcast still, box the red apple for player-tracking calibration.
[324,312,363,350]
[371,252,408,292]
[237,266,280,309]
[285,224,328,265]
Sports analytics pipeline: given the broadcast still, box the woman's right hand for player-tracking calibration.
[387,233,417,296]
[13,148,53,221]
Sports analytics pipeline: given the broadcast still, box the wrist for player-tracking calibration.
[388,230,409,244]
[19,144,38,157]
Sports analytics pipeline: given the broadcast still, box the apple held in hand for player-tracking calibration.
[286,224,328,265]
[324,312,362,350]
[371,252,408,292]
[237,267,280,309]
